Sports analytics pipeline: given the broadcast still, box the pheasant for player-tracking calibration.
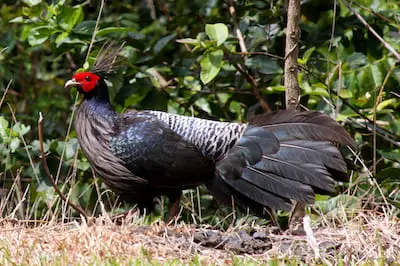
[64,49,355,219]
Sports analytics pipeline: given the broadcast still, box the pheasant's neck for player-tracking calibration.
[75,97,117,151]
[79,96,117,123]
[74,96,134,195]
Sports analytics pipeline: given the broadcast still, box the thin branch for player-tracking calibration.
[0,80,12,109]
[227,1,271,112]
[38,112,89,222]
[353,1,398,26]
[298,62,400,142]
[228,0,247,53]
[341,0,400,62]
[85,0,105,63]
[7,103,40,184]
[233,51,283,61]
[233,63,271,112]
[372,62,397,175]
[328,0,338,51]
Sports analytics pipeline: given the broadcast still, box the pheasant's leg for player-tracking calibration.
[167,192,182,224]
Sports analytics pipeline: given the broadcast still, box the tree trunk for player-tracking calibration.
[284,0,305,228]
[284,0,301,110]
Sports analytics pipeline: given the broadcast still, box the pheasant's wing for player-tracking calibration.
[109,112,215,188]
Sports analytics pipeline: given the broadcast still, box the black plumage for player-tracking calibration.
[65,64,355,219]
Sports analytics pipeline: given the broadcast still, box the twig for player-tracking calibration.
[372,62,397,175]
[7,103,40,184]
[227,1,271,112]
[55,93,80,184]
[0,80,12,109]
[228,0,247,53]
[85,0,105,63]
[341,0,400,62]
[299,61,400,142]
[353,1,397,25]
[233,51,283,61]
[233,63,271,112]
[328,0,338,51]
[303,215,321,260]
[38,112,89,222]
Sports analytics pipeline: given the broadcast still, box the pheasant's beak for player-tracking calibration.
[64,78,81,89]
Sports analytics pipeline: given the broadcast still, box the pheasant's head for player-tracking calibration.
[64,42,124,100]
[64,71,110,101]
[64,72,101,93]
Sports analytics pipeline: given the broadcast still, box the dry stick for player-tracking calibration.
[227,1,271,112]
[38,112,88,222]
[372,63,397,175]
[0,80,12,109]
[353,1,397,26]
[55,93,79,184]
[85,0,105,63]
[234,51,283,61]
[233,63,271,112]
[7,103,40,184]
[228,0,247,53]
[341,0,400,62]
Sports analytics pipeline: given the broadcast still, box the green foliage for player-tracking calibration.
[0,0,399,222]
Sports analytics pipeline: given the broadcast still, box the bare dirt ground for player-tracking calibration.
[0,211,399,265]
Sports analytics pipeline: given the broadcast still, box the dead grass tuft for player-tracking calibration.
[0,210,398,265]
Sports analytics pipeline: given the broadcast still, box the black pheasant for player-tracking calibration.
[64,58,355,219]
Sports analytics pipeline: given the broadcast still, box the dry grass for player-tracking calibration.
[0,210,398,265]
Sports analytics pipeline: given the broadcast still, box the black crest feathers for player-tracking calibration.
[91,41,125,76]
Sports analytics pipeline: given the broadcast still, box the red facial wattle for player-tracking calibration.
[71,72,101,92]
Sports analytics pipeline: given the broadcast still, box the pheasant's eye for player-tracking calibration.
[85,76,91,81]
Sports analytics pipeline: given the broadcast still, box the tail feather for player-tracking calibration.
[278,141,347,172]
[208,110,354,216]
[216,127,279,179]
[223,178,293,211]
[249,110,355,147]
[256,156,336,191]
[243,167,315,203]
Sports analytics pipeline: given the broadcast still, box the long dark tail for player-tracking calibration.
[207,110,355,217]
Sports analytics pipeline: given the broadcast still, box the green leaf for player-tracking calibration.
[56,139,77,160]
[55,32,69,45]
[195,98,211,114]
[303,47,315,61]
[205,23,229,46]
[200,49,224,84]
[9,138,20,153]
[338,89,353,98]
[0,116,9,137]
[153,33,176,55]
[96,27,136,36]
[377,167,400,181]
[28,26,58,46]
[347,52,367,69]
[362,64,383,89]
[245,56,282,75]
[176,38,200,45]
[376,98,397,111]
[12,122,30,136]
[60,7,83,31]
[22,0,41,6]
[379,150,400,163]
[9,16,24,23]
